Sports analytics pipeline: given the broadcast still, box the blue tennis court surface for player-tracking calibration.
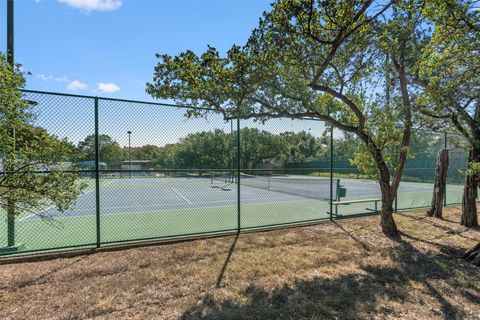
[23,176,445,220]
[5,175,465,253]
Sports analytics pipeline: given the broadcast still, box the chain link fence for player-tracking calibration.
[0,90,472,257]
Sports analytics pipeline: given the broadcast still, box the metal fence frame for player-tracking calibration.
[0,89,470,258]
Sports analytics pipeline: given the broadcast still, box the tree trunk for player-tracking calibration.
[380,181,398,236]
[461,149,479,227]
[427,149,449,218]
[463,242,480,266]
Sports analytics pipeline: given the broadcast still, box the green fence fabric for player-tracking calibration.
[0,90,471,257]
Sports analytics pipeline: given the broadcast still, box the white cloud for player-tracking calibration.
[58,0,122,12]
[54,76,70,82]
[37,74,52,81]
[67,80,88,91]
[98,82,120,93]
[37,74,70,82]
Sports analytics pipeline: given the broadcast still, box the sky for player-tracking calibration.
[0,0,329,147]
[0,0,271,100]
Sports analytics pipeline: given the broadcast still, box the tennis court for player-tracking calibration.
[3,174,464,253]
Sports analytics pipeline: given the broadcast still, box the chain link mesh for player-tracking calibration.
[0,90,474,256]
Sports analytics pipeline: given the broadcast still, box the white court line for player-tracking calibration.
[171,187,192,204]
[19,207,55,222]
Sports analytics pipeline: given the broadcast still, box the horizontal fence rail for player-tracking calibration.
[0,90,472,257]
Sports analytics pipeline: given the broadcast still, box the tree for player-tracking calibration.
[416,0,480,227]
[155,143,178,169]
[240,128,284,169]
[0,53,85,249]
[149,129,320,170]
[134,144,162,161]
[330,134,362,161]
[147,0,424,236]
[412,0,480,264]
[174,129,231,169]
[279,131,323,163]
[426,149,449,218]
[75,134,123,168]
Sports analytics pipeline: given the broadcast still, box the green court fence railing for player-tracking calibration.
[0,89,472,257]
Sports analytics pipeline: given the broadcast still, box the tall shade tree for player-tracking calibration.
[75,134,124,168]
[239,128,285,169]
[147,0,424,236]
[0,53,85,248]
[174,129,232,169]
[279,131,323,163]
[416,0,480,227]
[417,0,480,265]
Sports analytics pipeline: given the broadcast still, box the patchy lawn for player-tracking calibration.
[1,206,480,320]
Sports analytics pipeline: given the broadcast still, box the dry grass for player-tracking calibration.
[1,206,480,320]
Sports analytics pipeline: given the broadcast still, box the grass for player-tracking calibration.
[1,206,480,319]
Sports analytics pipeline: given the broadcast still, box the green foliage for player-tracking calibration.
[70,128,324,171]
[240,128,283,169]
[146,0,422,202]
[279,131,324,162]
[149,128,323,170]
[0,53,85,217]
[130,144,163,162]
[416,0,479,147]
[74,134,124,167]
[175,129,232,169]
[463,161,480,176]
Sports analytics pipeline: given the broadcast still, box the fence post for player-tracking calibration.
[330,125,333,221]
[7,0,14,66]
[94,97,101,248]
[6,0,16,248]
[237,117,241,233]
[394,144,398,212]
[444,132,448,207]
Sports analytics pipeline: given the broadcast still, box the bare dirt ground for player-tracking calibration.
[1,206,480,320]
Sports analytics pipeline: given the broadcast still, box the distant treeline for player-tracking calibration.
[68,129,468,183]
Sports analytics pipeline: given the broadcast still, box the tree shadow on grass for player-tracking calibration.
[181,233,480,320]
[3,254,91,290]
[397,212,480,240]
[332,221,371,252]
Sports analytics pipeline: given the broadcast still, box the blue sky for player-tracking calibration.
[0,0,329,147]
[0,0,271,100]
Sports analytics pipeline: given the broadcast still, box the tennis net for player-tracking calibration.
[210,171,235,186]
[239,173,339,201]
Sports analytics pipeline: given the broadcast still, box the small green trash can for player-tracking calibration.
[337,186,347,200]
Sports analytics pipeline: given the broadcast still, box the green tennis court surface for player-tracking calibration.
[0,175,465,254]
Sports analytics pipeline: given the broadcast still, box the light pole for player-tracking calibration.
[127,131,132,179]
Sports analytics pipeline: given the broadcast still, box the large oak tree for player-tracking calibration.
[147,0,426,236]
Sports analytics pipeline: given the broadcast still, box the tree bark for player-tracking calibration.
[427,149,449,218]
[379,180,398,236]
[461,149,479,227]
